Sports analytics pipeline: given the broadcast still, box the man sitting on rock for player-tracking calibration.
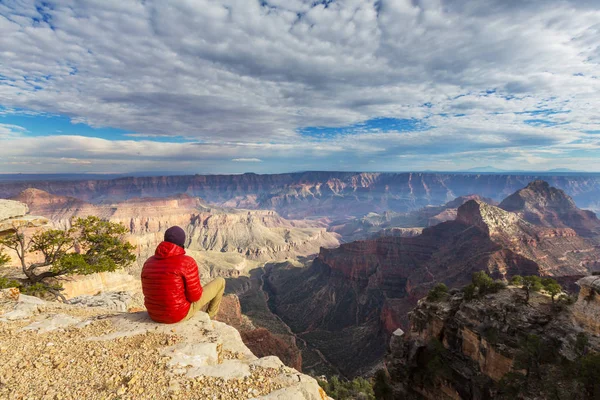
[141,226,225,323]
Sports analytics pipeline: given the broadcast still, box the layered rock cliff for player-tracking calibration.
[386,277,600,399]
[2,172,600,218]
[0,289,330,400]
[9,189,339,279]
[0,199,48,236]
[328,194,495,241]
[500,180,600,237]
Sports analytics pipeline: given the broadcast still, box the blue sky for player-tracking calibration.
[0,0,599,174]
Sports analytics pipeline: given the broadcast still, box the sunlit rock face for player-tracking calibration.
[572,276,600,336]
[500,180,600,237]
[0,199,48,235]
[10,188,339,276]
[386,283,600,399]
[60,271,142,299]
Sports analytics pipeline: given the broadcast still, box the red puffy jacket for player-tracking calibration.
[141,241,203,323]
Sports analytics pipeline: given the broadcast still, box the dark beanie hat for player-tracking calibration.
[164,226,186,248]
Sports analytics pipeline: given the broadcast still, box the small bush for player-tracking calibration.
[463,283,477,301]
[0,276,20,289]
[510,275,524,286]
[318,376,375,400]
[373,369,394,400]
[472,271,494,289]
[427,283,449,302]
[462,271,506,301]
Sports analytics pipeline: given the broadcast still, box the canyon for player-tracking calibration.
[2,173,600,395]
[264,182,600,377]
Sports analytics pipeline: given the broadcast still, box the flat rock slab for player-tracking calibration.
[0,295,46,321]
[255,378,329,400]
[187,359,251,379]
[21,313,82,333]
[88,311,212,341]
[250,356,285,370]
[0,200,28,222]
[161,342,220,369]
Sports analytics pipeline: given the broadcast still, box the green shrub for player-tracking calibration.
[577,353,600,398]
[0,276,20,289]
[472,271,494,289]
[427,283,449,302]
[373,369,394,400]
[463,283,477,301]
[510,275,523,286]
[318,376,375,400]
[522,276,543,304]
[462,271,506,301]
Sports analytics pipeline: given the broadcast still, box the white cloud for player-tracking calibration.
[0,0,599,172]
[232,158,263,162]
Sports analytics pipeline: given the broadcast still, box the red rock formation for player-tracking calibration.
[215,295,303,371]
[500,180,600,237]
[329,194,496,241]
[269,199,600,376]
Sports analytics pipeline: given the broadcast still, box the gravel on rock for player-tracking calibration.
[0,309,284,400]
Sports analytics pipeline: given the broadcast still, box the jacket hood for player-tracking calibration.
[154,241,186,259]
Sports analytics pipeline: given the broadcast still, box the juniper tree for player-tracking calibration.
[0,216,135,300]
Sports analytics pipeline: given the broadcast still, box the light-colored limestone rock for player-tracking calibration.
[0,199,28,222]
[0,294,45,321]
[251,356,285,370]
[0,295,328,399]
[187,359,251,379]
[69,291,136,312]
[573,276,600,335]
[161,342,220,369]
[256,373,329,400]
[60,271,142,299]
[0,288,20,303]
[21,313,81,333]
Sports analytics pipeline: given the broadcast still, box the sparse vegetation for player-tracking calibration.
[413,339,452,388]
[0,216,135,300]
[510,275,565,304]
[318,375,375,400]
[372,369,394,400]
[576,353,600,398]
[0,249,9,268]
[510,275,523,286]
[462,271,506,300]
[427,282,448,302]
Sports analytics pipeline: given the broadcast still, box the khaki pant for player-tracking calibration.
[184,277,225,320]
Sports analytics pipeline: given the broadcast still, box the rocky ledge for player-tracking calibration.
[386,279,600,399]
[0,289,330,400]
[0,199,48,235]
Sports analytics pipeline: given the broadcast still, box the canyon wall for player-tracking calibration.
[9,189,339,279]
[2,172,600,218]
[386,278,600,399]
